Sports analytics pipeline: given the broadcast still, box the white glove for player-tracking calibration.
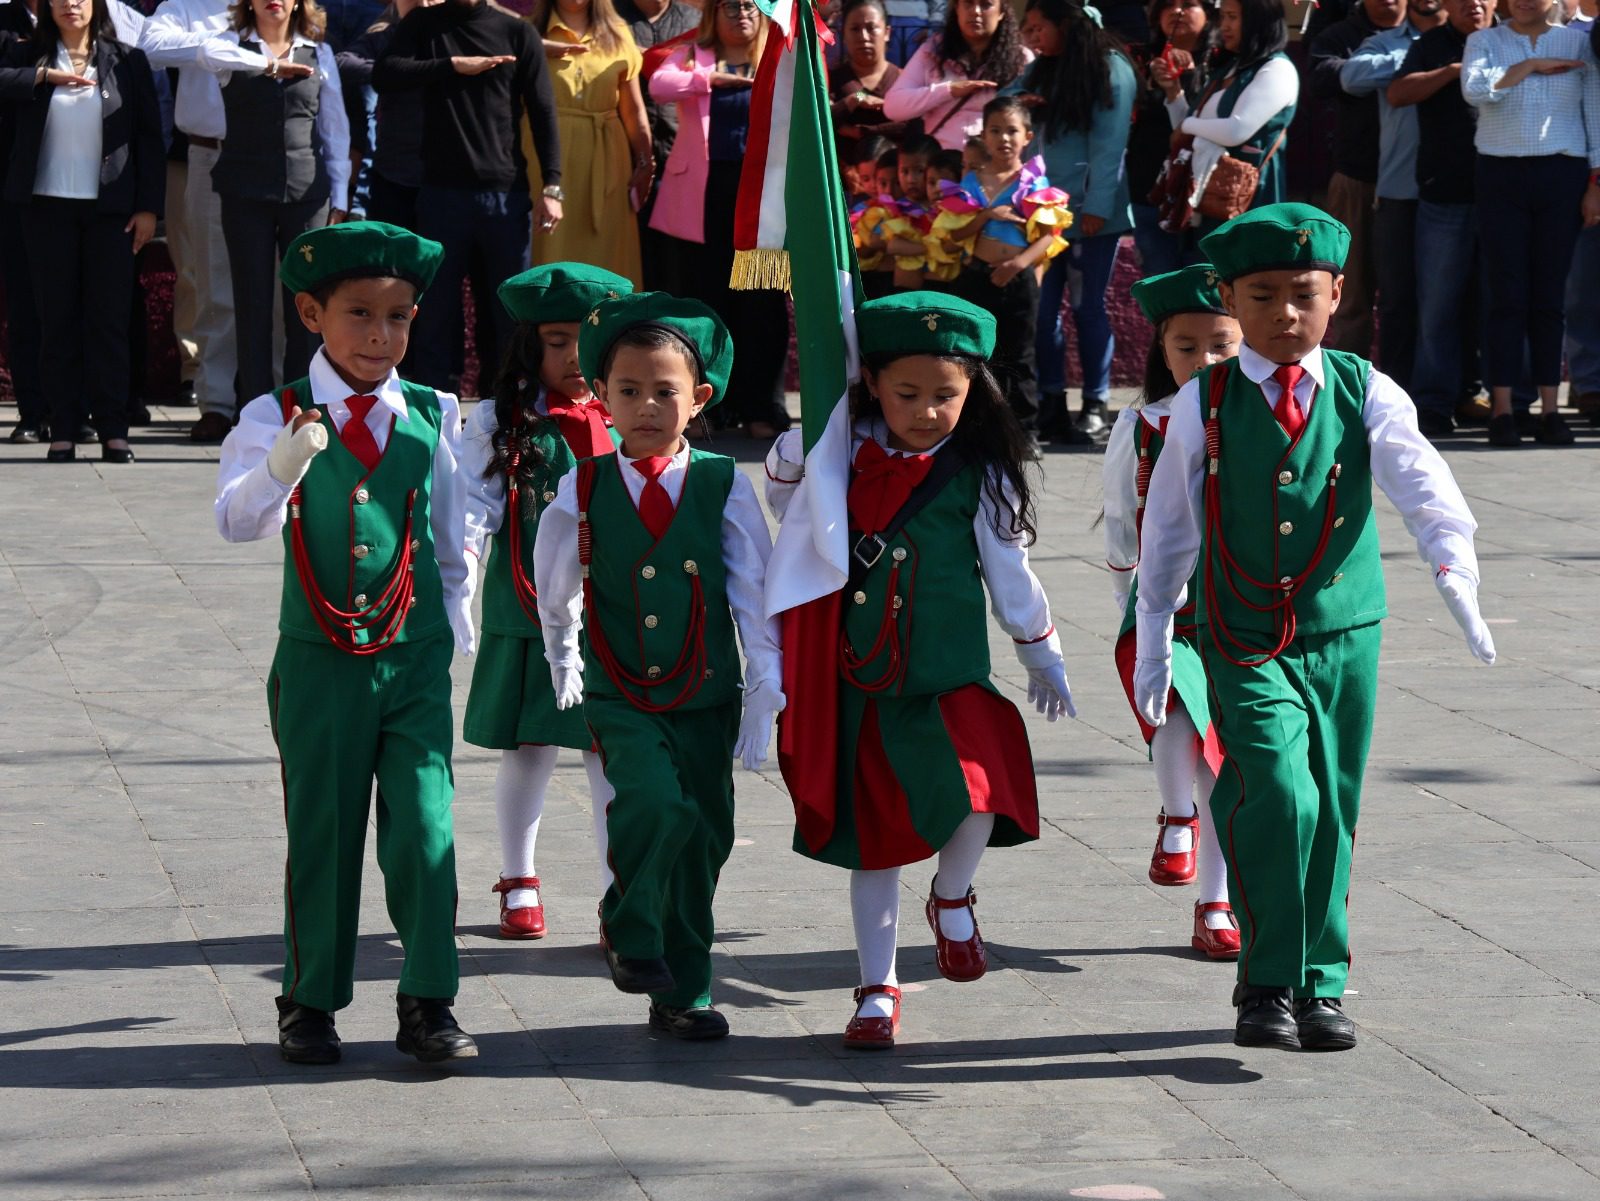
[447,591,476,656]
[1113,584,1131,617]
[545,620,585,709]
[1026,661,1076,721]
[1133,657,1171,727]
[266,412,328,486]
[733,680,786,771]
[551,664,585,710]
[1436,569,1495,665]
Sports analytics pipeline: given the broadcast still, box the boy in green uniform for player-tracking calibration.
[532,292,784,1040]
[215,221,478,1066]
[1133,204,1497,1051]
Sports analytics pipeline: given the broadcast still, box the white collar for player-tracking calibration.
[308,347,409,422]
[1237,342,1325,389]
[618,437,690,467]
[861,416,953,457]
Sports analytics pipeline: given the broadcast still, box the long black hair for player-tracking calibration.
[1139,318,1180,408]
[935,0,1027,86]
[484,323,551,488]
[1213,0,1285,73]
[1025,0,1131,141]
[853,352,1038,545]
[33,0,115,62]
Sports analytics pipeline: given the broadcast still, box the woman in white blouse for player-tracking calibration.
[881,0,1032,150]
[195,0,349,406]
[1165,0,1296,227]
[1461,0,1600,447]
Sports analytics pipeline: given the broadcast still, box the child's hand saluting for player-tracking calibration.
[266,404,329,487]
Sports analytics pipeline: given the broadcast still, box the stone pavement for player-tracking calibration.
[3,400,1600,1201]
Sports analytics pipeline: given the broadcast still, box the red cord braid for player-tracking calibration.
[1134,420,1154,542]
[839,563,905,692]
[504,461,542,627]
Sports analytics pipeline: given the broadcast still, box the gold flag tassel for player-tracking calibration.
[730,247,793,293]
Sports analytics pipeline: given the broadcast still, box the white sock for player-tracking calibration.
[1152,708,1201,854]
[851,868,901,1019]
[496,744,558,907]
[583,750,615,894]
[1194,761,1232,924]
[931,813,993,942]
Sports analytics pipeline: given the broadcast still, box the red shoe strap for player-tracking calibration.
[1196,900,1238,927]
[853,983,902,1003]
[1157,812,1200,829]
[929,887,977,910]
[492,876,542,894]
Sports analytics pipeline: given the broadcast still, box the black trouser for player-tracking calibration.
[23,198,135,442]
[1,202,45,429]
[220,193,327,405]
[1475,154,1589,388]
[956,261,1039,424]
[1373,197,1417,394]
[366,172,418,231]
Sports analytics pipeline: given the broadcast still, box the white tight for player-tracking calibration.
[1150,705,1228,907]
[495,745,615,904]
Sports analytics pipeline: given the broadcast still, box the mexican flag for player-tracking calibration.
[732,0,861,848]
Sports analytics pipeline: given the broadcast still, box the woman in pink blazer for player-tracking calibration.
[648,0,792,438]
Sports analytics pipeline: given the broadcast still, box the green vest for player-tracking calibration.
[278,378,447,648]
[581,449,743,710]
[1216,53,1295,208]
[1196,350,1386,646]
[481,420,578,638]
[844,463,992,697]
[1118,412,1201,639]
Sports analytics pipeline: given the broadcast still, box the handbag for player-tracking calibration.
[1148,65,1286,229]
[1196,126,1287,221]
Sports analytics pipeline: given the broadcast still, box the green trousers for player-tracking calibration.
[1203,623,1380,998]
[267,634,459,1012]
[588,696,739,1010]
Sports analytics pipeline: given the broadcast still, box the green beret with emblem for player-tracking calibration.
[578,290,734,406]
[1198,203,1351,283]
[857,291,996,359]
[280,220,444,298]
[1130,263,1229,325]
[499,263,635,325]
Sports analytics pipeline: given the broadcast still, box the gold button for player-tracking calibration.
[683,559,698,575]
[641,565,656,580]
[1331,572,1344,583]
[644,615,659,629]
[1278,470,1293,485]
[1333,516,1345,529]
[355,488,369,504]
[543,491,556,503]
[352,544,370,560]
[853,591,867,605]
[410,538,421,551]
[646,665,661,679]
[354,593,369,608]
[1279,521,1294,535]
[891,547,908,562]
[1278,575,1292,587]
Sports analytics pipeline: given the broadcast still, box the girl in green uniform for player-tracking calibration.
[462,265,634,940]
[1102,264,1241,960]
[765,292,1074,1050]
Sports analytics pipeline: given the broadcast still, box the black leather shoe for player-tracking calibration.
[45,445,75,463]
[605,945,676,994]
[1293,996,1357,1051]
[276,995,340,1064]
[648,1002,730,1041]
[1232,983,1299,1049]
[75,423,98,445]
[102,444,135,464]
[1487,414,1521,447]
[395,992,478,1063]
[8,423,40,444]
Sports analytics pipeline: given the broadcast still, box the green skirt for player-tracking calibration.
[463,631,592,750]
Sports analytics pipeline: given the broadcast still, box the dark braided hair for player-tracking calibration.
[484,325,553,521]
[1024,0,1133,142]
[935,1,1027,86]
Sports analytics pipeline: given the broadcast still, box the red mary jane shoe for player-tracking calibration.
[1149,812,1199,886]
[843,984,901,1050]
[492,876,546,939]
[1192,900,1241,961]
[925,880,987,982]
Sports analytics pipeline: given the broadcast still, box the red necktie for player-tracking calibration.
[631,456,675,540]
[1272,364,1307,440]
[545,392,614,460]
[847,439,934,537]
[341,394,382,471]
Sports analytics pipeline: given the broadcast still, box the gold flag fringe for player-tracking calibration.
[729,247,793,293]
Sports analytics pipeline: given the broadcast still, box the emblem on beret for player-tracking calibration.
[922,313,939,331]
[1296,229,1310,246]
[299,244,315,263]
[1205,269,1219,287]
[587,307,602,326]
[606,290,619,300]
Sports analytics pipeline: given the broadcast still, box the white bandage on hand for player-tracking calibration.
[766,429,806,482]
[733,680,787,771]
[1436,567,1496,665]
[266,416,328,487]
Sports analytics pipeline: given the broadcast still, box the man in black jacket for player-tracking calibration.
[373,0,562,392]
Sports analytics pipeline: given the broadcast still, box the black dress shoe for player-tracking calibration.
[1293,996,1357,1051]
[102,444,135,464]
[1487,413,1521,447]
[648,1002,730,1041]
[395,992,478,1063]
[1535,411,1576,446]
[605,944,676,994]
[130,404,152,426]
[1232,983,1300,1049]
[275,995,341,1064]
[75,424,98,444]
[8,423,41,444]
[45,445,75,463]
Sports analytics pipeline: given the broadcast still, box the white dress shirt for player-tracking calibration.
[1133,343,1481,656]
[533,439,783,691]
[141,0,265,139]
[194,31,351,211]
[1461,23,1600,168]
[34,47,102,200]
[763,420,1057,648]
[214,347,469,613]
[1101,400,1172,577]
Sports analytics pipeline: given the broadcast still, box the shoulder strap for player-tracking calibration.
[846,442,970,592]
[575,456,601,575]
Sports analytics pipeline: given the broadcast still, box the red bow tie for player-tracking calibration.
[848,439,933,538]
[545,392,614,460]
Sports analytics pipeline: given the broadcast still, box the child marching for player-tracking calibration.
[215,221,478,1066]
[766,292,1074,1050]
[532,292,784,1041]
[1134,205,1496,1051]
[1103,264,1241,961]
[461,265,633,940]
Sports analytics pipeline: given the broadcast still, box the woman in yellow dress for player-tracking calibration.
[528,0,654,286]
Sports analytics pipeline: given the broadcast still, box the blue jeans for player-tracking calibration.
[321,0,386,51]
[1411,200,1479,419]
[1564,224,1600,397]
[410,186,532,392]
[1037,232,1121,400]
[886,20,932,69]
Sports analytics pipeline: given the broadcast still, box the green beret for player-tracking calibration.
[856,291,996,360]
[1199,203,1351,283]
[281,220,443,297]
[1130,263,1229,325]
[578,291,734,407]
[499,263,635,325]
